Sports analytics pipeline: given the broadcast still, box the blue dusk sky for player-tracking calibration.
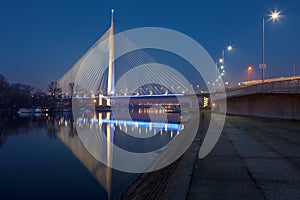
[0,0,299,89]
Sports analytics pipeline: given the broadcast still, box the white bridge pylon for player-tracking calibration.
[58,10,194,103]
[107,9,115,106]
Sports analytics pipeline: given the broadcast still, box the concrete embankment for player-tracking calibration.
[187,115,300,199]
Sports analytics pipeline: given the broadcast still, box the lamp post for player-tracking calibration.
[219,45,233,77]
[260,10,281,83]
[247,66,253,81]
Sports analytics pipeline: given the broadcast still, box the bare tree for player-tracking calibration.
[48,81,62,98]
[32,88,48,107]
[0,74,9,107]
[68,82,75,98]
[0,82,34,110]
[48,81,62,112]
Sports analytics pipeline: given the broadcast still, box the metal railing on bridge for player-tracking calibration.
[226,77,300,98]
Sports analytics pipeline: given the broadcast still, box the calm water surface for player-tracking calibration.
[0,114,137,199]
[0,110,182,199]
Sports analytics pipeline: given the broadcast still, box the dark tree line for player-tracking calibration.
[0,74,63,112]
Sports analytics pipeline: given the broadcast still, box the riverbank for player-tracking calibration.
[187,115,300,199]
[116,113,300,200]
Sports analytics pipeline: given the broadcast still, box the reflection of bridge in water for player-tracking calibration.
[56,123,113,198]
[55,109,185,198]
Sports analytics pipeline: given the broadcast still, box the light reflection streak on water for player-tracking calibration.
[105,112,113,200]
[76,117,184,131]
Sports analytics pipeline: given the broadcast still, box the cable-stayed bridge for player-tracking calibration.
[57,10,206,111]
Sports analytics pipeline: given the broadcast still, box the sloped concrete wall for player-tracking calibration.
[225,94,300,120]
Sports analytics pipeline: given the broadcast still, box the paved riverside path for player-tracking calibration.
[186,115,300,200]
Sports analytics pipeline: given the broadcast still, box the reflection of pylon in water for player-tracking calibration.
[106,111,113,200]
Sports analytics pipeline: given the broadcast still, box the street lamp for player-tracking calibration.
[247,65,253,81]
[219,45,233,77]
[227,45,233,51]
[260,9,282,83]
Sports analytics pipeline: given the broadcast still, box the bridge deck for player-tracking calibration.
[226,78,300,98]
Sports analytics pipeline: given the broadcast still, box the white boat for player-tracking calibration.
[17,108,42,114]
[33,108,42,113]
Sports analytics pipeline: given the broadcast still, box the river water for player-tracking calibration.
[0,109,183,199]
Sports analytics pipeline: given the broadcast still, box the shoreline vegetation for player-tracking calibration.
[0,74,70,115]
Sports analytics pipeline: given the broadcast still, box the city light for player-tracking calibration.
[203,97,208,108]
[227,45,233,51]
[218,45,233,77]
[248,65,253,81]
[269,10,281,21]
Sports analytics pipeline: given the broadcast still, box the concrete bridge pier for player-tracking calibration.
[223,93,300,120]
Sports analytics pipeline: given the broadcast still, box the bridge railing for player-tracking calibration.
[226,78,300,97]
